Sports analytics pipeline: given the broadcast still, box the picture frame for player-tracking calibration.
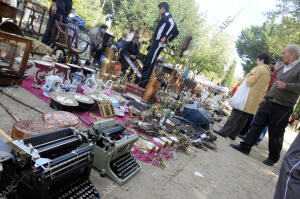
[98,100,115,118]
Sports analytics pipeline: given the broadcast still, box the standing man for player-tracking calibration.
[42,0,73,47]
[139,2,179,88]
[231,44,300,166]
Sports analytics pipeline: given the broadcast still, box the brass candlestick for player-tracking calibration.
[120,68,131,86]
[130,71,137,84]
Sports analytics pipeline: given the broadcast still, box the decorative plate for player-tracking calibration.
[49,92,78,106]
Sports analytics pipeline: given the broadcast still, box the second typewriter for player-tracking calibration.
[90,119,141,185]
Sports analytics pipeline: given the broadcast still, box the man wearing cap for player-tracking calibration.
[230,44,300,167]
[139,2,179,88]
[42,0,73,46]
[268,57,284,91]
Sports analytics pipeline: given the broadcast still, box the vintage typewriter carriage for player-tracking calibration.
[91,119,141,185]
[5,127,100,199]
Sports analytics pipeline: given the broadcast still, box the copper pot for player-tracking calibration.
[142,75,161,104]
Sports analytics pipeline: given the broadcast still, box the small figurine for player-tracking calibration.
[130,71,137,84]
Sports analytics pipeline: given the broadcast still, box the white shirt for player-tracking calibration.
[283,60,300,73]
[126,32,134,42]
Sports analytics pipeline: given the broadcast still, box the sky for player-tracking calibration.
[195,0,277,77]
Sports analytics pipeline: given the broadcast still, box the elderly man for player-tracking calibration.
[231,44,300,166]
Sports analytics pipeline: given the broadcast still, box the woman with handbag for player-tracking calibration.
[215,52,271,140]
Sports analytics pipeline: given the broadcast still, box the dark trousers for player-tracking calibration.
[239,114,254,135]
[42,12,65,46]
[241,100,293,162]
[218,109,253,139]
[139,40,164,88]
[273,133,300,199]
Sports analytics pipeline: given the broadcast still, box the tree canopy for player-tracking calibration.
[267,0,300,20]
[236,0,300,74]
[39,0,235,80]
[110,0,233,79]
[221,60,237,86]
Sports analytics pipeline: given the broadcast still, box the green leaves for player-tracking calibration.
[236,17,300,74]
[110,0,233,79]
[221,60,237,86]
[40,0,234,80]
[237,0,300,74]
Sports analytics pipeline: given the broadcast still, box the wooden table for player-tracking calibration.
[0,1,18,23]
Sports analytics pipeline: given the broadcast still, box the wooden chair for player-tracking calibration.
[51,20,90,63]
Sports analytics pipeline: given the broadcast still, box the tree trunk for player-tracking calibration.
[197,66,204,74]
[95,0,107,25]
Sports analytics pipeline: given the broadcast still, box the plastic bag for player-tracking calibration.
[229,79,250,111]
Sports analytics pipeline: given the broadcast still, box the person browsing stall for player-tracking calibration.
[88,24,108,64]
[120,36,140,61]
[231,44,300,167]
[215,52,271,140]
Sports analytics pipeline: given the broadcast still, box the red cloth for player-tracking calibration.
[268,70,278,91]
[21,76,172,166]
[232,85,239,95]
[289,115,297,124]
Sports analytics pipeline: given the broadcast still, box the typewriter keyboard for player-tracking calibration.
[102,125,125,135]
[128,100,151,112]
[49,177,100,199]
[110,153,140,180]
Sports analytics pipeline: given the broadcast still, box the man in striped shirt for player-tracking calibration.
[139,2,179,88]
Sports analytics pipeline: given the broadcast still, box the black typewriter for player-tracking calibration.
[0,128,100,199]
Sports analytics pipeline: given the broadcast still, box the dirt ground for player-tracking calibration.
[0,86,298,199]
